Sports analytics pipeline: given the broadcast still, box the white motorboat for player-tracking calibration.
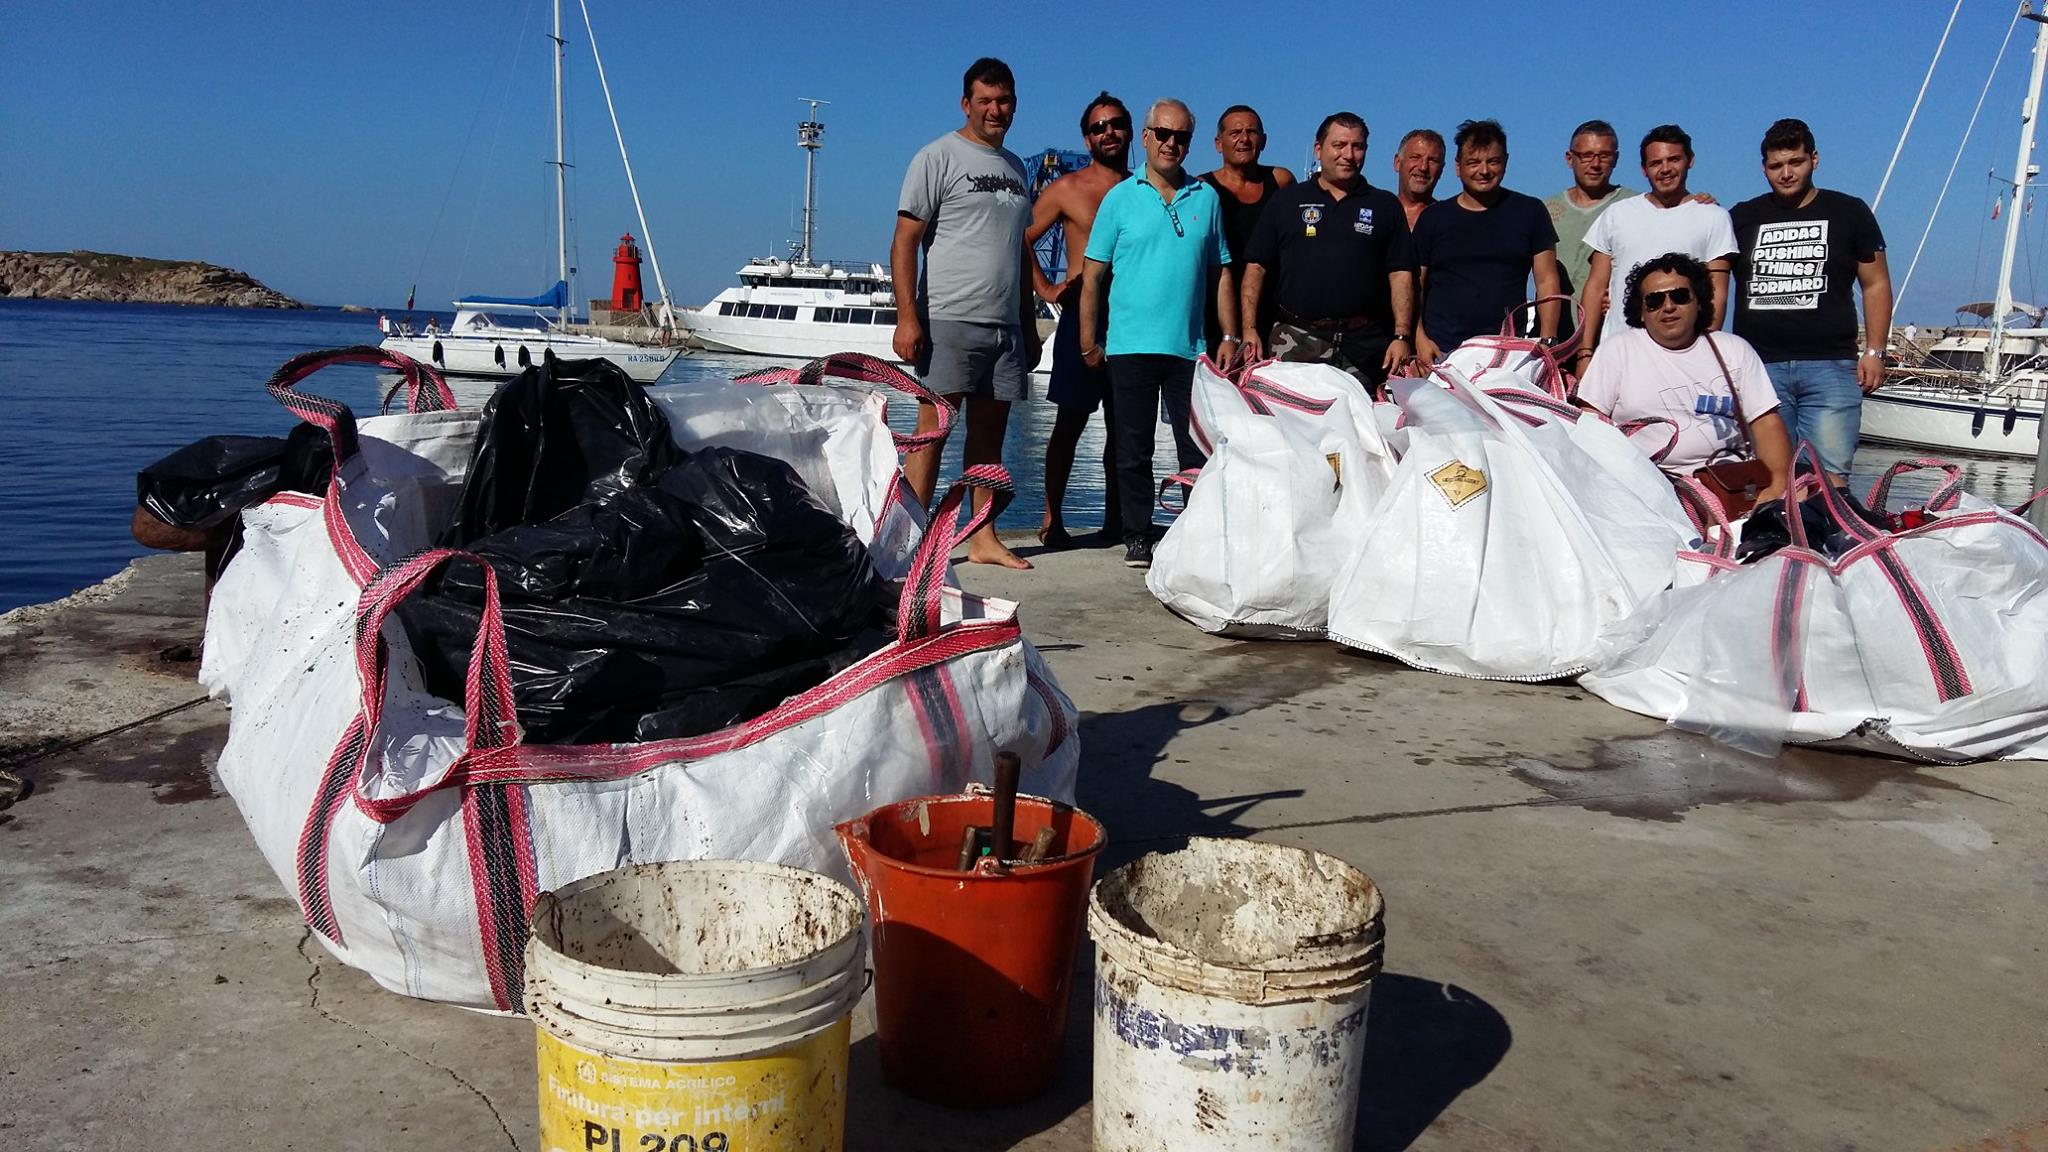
[1865,3,2048,460]
[379,287,678,384]
[379,0,681,382]
[679,101,1055,371]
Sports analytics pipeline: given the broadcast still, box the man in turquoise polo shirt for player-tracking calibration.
[1077,97,1237,569]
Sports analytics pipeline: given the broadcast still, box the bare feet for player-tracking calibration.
[967,538,1034,569]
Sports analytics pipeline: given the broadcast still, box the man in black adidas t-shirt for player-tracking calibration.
[1731,118,1892,480]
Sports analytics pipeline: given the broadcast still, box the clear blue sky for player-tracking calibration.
[5,0,2042,323]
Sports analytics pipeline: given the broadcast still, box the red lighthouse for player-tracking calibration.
[610,234,644,312]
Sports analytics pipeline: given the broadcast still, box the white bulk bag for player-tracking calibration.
[1149,359,1398,637]
[202,348,1079,1010]
[1325,364,1693,679]
[1584,461,2048,762]
[649,352,939,580]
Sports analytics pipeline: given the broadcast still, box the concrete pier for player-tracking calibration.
[2,543,2044,1150]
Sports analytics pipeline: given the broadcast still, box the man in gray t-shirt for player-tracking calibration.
[891,56,1041,570]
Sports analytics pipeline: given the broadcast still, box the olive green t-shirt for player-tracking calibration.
[1543,186,1637,297]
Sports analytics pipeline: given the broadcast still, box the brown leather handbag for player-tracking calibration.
[1688,334,1776,519]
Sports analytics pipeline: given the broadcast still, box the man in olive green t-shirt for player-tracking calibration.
[1542,119,1637,303]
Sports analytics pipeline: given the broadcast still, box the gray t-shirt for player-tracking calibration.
[898,131,1031,325]
[1543,185,1637,298]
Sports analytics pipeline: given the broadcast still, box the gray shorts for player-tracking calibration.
[918,319,1028,402]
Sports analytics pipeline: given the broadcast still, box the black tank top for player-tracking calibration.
[1203,168,1281,266]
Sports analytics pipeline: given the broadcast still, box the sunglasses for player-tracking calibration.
[1643,286,1695,310]
[1147,126,1193,147]
[1086,115,1131,136]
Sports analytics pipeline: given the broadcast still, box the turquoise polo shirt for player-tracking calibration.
[1083,169,1231,358]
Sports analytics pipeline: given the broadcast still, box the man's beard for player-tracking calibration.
[1090,141,1127,167]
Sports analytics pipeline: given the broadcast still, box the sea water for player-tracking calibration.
[0,298,1115,612]
[0,297,2032,613]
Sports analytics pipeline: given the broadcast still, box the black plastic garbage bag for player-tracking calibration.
[1737,486,1894,564]
[136,422,334,530]
[445,354,682,546]
[398,446,886,744]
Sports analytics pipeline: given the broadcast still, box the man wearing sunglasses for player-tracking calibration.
[1578,252,1791,501]
[1239,112,1415,388]
[893,56,1042,570]
[1024,92,1133,551]
[1078,98,1237,570]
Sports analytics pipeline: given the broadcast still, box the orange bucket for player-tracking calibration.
[835,791,1106,1107]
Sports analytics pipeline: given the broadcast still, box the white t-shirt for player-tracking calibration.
[1578,328,1781,471]
[1586,196,1739,318]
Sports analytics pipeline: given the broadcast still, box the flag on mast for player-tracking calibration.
[405,284,416,311]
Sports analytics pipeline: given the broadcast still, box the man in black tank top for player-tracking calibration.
[1200,106,1295,353]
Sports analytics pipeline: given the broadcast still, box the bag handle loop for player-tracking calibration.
[736,352,955,453]
[897,466,1015,642]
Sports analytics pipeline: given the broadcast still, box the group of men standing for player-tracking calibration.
[889,57,1893,572]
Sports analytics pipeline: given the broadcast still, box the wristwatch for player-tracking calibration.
[1860,347,1883,359]
[1391,332,1412,343]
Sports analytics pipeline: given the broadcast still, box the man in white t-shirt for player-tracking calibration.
[1574,124,1737,376]
[1578,252,1791,498]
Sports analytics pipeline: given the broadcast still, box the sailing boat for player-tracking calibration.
[1866,3,2048,459]
[377,0,680,384]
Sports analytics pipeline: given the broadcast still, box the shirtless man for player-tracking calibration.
[1024,91,1133,549]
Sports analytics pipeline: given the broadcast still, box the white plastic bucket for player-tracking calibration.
[1088,838,1385,1151]
[525,860,865,1152]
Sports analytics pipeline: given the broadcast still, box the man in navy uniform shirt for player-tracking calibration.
[1240,112,1415,387]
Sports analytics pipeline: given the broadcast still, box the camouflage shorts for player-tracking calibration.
[1267,321,1390,387]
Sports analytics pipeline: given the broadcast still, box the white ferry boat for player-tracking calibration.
[679,101,1053,371]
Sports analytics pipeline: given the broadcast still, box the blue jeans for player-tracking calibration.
[1763,359,1862,476]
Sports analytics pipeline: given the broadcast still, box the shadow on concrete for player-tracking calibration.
[1076,701,1305,872]
[1355,973,1513,1151]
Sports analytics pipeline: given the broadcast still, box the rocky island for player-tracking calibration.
[0,250,304,309]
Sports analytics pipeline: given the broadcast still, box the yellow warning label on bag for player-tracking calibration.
[535,1015,848,1152]
[1429,460,1488,508]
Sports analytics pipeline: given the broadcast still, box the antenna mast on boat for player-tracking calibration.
[574,0,677,334]
[551,0,571,327]
[1990,3,2048,383]
[797,99,829,266]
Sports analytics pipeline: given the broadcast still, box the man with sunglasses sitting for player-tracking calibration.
[1577,252,1791,503]
[1239,112,1415,388]
[1077,98,1238,570]
[1026,91,1134,551]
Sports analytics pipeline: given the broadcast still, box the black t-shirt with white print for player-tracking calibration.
[1731,187,1885,362]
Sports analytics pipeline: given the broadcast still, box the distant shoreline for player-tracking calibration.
[0,250,305,310]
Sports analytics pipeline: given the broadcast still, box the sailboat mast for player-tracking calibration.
[552,0,569,326]
[797,99,828,266]
[1989,4,2048,381]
